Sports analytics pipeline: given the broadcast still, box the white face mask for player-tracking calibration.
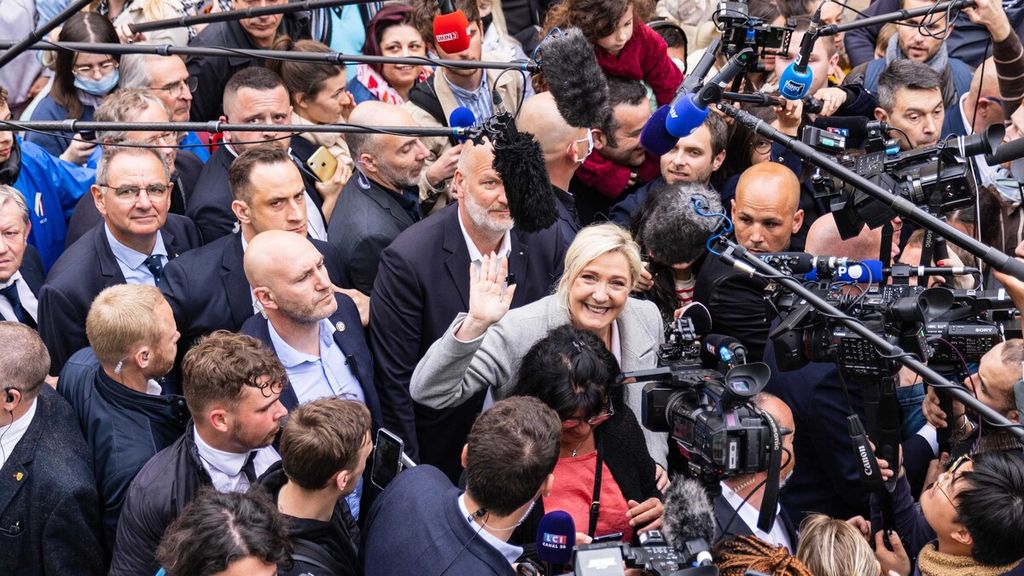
[997,161,1024,205]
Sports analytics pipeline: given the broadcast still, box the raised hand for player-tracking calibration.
[455,253,517,341]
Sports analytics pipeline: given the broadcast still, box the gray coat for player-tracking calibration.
[410,294,669,466]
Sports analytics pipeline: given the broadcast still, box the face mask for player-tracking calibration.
[997,160,1024,206]
[74,69,119,97]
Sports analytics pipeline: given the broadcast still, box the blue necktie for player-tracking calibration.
[143,254,165,286]
[0,283,33,328]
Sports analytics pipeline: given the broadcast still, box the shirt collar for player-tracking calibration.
[457,209,512,263]
[105,224,168,269]
[0,396,36,467]
[0,270,23,291]
[457,494,524,565]
[444,70,488,100]
[267,318,336,369]
[193,426,250,477]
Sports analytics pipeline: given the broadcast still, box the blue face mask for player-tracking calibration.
[74,69,119,97]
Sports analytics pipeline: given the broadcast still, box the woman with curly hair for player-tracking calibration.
[542,0,682,106]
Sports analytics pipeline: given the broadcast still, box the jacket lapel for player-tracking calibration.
[616,301,658,372]
[0,399,45,520]
[95,226,127,284]
[442,209,471,309]
[221,235,256,328]
[507,230,529,308]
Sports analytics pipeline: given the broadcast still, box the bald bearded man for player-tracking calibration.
[327,101,430,295]
[693,163,803,361]
[240,230,381,423]
[516,92,594,242]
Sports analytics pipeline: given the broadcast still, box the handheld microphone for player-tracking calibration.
[666,48,755,138]
[778,25,818,100]
[539,28,611,131]
[639,104,677,155]
[449,106,476,143]
[433,0,471,54]
[536,510,575,566]
[805,259,883,283]
[702,334,748,367]
[662,477,716,567]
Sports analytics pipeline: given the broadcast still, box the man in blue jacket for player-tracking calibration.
[0,88,94,270]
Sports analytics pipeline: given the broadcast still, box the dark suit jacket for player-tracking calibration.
[240,293,382,429]
[37,215,201,375]
[0,245,44,324]
[327,171,419,295]
[161,232,351,359]
[692,252,771,363]
[713,492,800,550]
[186,143,327,244]
[369,203,566,480]
[0,387,105,575]
[66,152,204,248]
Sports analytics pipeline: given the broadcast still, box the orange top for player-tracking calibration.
[542,450,633,543]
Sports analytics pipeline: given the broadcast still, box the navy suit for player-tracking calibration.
[186,141,328,243]
[240,293,382,429]
[0,245,44,324]
[692,253,771,363]
[0,387,105,575]
[161,232,351,360]
[713,493,800,550]
[37,215,201,376]
[370,203,566,481]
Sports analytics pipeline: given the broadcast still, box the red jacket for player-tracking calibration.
[576,150,662,199]
[594,19,684,106]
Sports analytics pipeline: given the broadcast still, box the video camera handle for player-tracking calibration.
[714,237,1024,442]
[814,0,974,37]
[717,102,1024,283]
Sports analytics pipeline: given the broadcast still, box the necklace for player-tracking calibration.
[568,435,592,458]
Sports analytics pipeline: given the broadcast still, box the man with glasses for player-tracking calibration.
[871,450,1024,575]
[37,146,201,376]
[64,89,206,246]
[119,54,209,163]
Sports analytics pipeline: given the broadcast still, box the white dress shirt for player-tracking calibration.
[720,480,793,552]
[0,397,36,469]
[0,272,38,323]
[193,428,280,492]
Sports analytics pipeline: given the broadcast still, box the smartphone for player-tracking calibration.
[306,146,338,183]
[370,428,405,490]
[591,532,624,543]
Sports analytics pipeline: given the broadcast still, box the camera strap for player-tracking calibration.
[754,408,782,534]
[588,438,605,537]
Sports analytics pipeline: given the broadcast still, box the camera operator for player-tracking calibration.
[871,448,1024,575]
[693,162,803,362]
[922,339,1023,456]
[715,393,799,552]
[362,396,560,576]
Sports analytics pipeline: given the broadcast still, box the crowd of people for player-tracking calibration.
[4,0,1024,574]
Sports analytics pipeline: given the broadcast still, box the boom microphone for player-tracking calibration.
[778,20,819,100]
[434,0,471,54]
[492,126,558,232]
[805,259,883,283]
[539,28,611,131]
[536,510,575,566]
[662,477,716,567]
[666,48,755,138]
[640,39,722,156]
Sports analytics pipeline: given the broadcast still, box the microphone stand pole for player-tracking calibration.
[713,237,1024,439]
[1,119,466,138]
[0,0,93,68]
[814,0,974,37]
[716,102,1024,281]
[0,40,539,73]
[127,0,375,34]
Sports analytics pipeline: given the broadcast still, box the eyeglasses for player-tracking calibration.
[752,139,772,153]
[154,77,199,97]
[562,404,614,429]
[143,132,177,146]
[934,454,973,508]
[98,183,172,202]
[73,59,118,77]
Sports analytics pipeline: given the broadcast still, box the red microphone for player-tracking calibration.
[433,0,471,53]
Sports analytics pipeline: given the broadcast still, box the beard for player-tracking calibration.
[463,191,514,235]
[376,159,422,190]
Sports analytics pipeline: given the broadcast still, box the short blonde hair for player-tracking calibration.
[86,284,167,366]
[796,514,881,576]
[555,223,644,311]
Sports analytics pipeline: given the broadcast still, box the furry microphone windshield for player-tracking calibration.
[538,27,611,132]
[492,129,558,233]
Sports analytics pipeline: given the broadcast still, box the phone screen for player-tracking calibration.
[371,429,404,490]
